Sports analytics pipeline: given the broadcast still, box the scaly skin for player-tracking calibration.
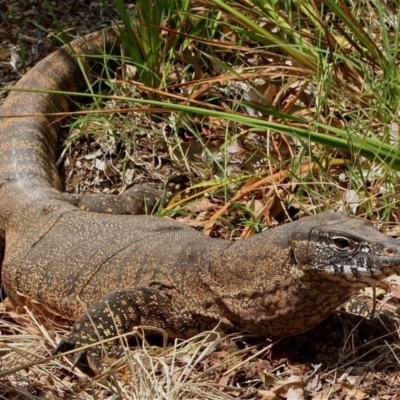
[1,29,400,373]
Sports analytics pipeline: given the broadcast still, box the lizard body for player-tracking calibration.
[1,28,400,372]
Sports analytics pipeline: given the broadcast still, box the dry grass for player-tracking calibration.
[0,303,262,399]
[3,296,400,399]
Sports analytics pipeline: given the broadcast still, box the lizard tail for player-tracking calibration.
[0,28,120,200]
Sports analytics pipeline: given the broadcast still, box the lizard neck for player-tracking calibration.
[194,227,365,337]
[210,225,294,289]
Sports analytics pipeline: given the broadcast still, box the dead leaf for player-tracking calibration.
[338,189,360,214]
[312,384,333,400]
[257,390,280,400]
[271,376,304,399]
[245,199,264,214]
[334,382,366,400]
[94,158,106,171]
[124,63,138,79]
[257,360,277,387]
[286,387,304,400]
[305,374,322,393]
[175,215,207,227]
[186,198,218,213]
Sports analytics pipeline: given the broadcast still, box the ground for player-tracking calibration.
[2,1,400,399]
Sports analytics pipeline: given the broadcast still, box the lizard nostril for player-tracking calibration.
[386,248,395,254]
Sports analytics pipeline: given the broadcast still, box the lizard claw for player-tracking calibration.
[72,351,85,370]
[52,339,108,374]
[54,337,105,374]
[53,339,84,370]
[52,339,73,356]
[53,339,86,371]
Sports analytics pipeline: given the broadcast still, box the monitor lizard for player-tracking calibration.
[1,28,400,373]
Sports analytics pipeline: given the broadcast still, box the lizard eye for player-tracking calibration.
[332,236,357,253]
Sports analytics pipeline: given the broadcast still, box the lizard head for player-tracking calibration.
[290,211,400,285]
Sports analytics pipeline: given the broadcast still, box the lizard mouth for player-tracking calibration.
[316,260,399,283]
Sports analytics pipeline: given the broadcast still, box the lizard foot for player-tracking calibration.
[53,338,106,373]
[53,287,189,373]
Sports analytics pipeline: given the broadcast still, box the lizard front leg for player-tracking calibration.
[54,287,198,373]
